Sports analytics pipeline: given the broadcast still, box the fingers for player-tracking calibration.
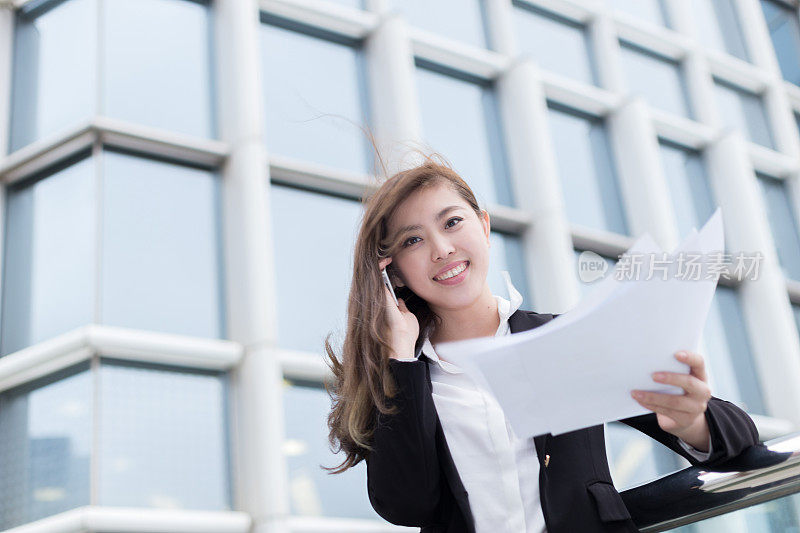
[676,350,708,382]
[652,371,711,401]
[631,390,698,413]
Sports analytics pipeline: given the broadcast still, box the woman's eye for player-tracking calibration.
[402,218,462,247]
[446,217,463,228]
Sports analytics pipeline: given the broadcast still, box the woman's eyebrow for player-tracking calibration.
[394,205,464,238]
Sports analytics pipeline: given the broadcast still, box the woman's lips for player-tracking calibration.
[433,261,469,285]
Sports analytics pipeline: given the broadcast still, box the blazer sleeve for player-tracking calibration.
[619,396,760,467]
[365,358,442,526]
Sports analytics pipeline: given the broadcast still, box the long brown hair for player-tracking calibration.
[321,154,484,474]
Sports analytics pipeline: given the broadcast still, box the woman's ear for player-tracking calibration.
[481,209,491,244]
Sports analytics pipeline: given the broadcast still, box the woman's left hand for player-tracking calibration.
[631,350,712,451]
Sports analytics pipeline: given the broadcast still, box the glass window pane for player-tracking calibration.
[283,379,379,518]
[794,303,800,337]
[573,249,616,299]
[260,21,370,174]
[714,79,774,149]
[547,105,629,234]
[270,185,362,353]
[610,0,670,27]
[605,422,682,491]
[619,42,692,118]
[10,0,97,152]
[101,152,224,339]
[98,361,229,509]
[757,173,800,281]
[2,156,96,356]
[416,66,512,207]
[0,363,92,529]
[760,0,800,85]
[489,232,531,308]
[693,0,749,61]
[388,0,488,48]
[513,3,597,85]
[658,142,717,238]
[103,0,214,138]
[702,285,765,414]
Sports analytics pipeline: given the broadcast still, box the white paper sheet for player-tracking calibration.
[435,208,725,438]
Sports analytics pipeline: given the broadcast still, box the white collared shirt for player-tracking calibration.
[397,271,711,532]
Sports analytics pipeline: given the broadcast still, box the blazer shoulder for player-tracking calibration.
[509,308,559,333]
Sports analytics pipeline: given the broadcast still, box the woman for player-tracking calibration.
[323,156,759,533]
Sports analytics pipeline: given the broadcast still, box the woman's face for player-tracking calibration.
[386,183,491,311]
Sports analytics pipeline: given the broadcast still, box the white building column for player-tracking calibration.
[483,0,517,57]
[213,1,289,532]
[607,98,681,250]
[496,59,578,313]
[364,12,422,174]
[706,131,800,424]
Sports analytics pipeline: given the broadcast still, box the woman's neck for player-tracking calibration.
[429,286,500,345]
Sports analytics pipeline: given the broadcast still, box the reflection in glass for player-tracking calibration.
[0,363,92,530]
[670,493,800,532]
[702,286,764,415]
[757,173,800,281]
[10,0,97,151]
[98,361,229,509]
[610,0,669,27]
[388,0,488,48]
[513,2,597,85]
[416,66,512,207]
[260,20,370,174]
[619,42,692,118]
[658,142,717,238]
[283,379,379,518]
[270,185,361,353]
[714,79,774,149]
[489,232,531,309]
[760,0,800,86]
[101,152,224,339]
[1,156,96,356]
[547,105,628,234]
[693,0,749,61]
[103,0,214,138]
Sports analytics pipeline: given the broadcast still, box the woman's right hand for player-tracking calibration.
[379,257,420,360]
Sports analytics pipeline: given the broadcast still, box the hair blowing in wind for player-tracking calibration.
[321,152,485,474]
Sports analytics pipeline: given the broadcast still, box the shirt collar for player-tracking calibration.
[417,270,524,372]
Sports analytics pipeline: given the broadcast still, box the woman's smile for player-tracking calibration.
[433,260,470,285]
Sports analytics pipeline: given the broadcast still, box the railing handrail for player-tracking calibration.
[620,432,800,532]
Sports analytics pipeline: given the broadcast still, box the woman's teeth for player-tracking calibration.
[434,261,468,281]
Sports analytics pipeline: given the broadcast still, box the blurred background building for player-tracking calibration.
[1,0,800,531]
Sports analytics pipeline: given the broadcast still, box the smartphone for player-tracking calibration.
[381,267,399,307]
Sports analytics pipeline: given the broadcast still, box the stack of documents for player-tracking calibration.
[435,208,725,438]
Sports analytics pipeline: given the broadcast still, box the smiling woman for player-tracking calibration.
[321,153,759,533]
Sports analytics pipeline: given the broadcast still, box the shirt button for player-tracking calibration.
[544,454,551,467]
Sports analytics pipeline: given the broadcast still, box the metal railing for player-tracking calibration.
[621,432,800,531]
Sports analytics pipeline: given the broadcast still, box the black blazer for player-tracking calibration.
[365,309,760,533]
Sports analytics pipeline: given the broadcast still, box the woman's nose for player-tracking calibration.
[430,236,456,262]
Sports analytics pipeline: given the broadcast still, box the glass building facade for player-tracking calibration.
[2,0,800,531]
